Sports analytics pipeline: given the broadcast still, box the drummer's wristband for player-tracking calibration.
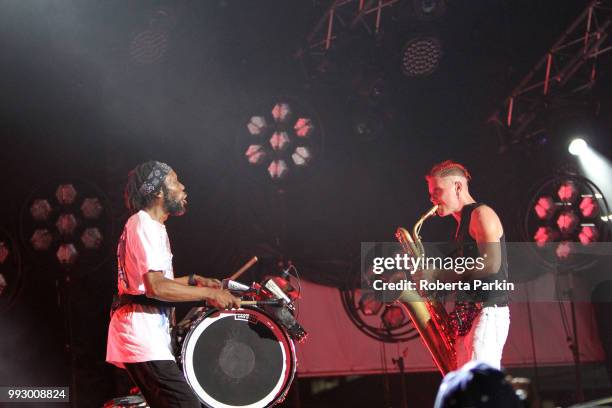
[188,274,197,286]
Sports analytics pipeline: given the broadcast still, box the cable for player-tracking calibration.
[285,264,302,319]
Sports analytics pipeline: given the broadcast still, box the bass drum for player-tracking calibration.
[181,307,296,408]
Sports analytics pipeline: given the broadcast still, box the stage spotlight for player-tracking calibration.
[557,181,578,203]
[81,198,103,219]
[292,147,312,167]
[269,131,290,151]
[556,241,572,260]
[358,292,383,316]
[81,228,103,250]
[55,184,77,206]
[271,103,292,123]
[579,196,599,218]
[294,118,314,138]
[525,174,610,266]
[568,138,588,156]
[31,229,53,251]
[533,226,557,247]
[30,199,53,221]
[56,214,78,236]
[381,305,407,330]
[247,116,267,136]
[245,144,267,165]
[401,37,442,77]
[130,29,168,65]
[56,243,78,266]
[556,211,579,235]
[413,0,446,20]
[534,196,555,220]
[242,98,321,182]
[268,160,288,180]
[578,225,599,245]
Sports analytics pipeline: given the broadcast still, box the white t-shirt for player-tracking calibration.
[106,210,175,368]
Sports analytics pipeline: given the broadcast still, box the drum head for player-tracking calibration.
[182,307,296,408]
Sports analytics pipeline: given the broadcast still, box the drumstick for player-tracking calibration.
[240,300,283,306]
[228,256,258,281]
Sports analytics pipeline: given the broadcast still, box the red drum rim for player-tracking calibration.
[181,307,296,408]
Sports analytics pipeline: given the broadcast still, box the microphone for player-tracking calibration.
[222,279,251,292]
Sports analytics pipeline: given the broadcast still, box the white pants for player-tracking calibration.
[455,306,510,370]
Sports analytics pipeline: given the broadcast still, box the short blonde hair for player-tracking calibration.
[425,160,471,181]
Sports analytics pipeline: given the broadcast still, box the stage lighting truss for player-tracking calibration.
[0,228,24,314]
[525,173,610,269]
[243,99,322,182]
[304,0,402,53]
[20,180,113,270]
[488,1,612,152]
[401,36,443,77]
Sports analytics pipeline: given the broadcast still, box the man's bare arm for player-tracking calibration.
[143,271,239,308]
[468,205,503,279]
[174,275,221,288]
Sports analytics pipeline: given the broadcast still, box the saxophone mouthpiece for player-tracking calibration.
[427,204,439,217]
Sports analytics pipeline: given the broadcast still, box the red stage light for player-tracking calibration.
[578,225,599,245]
[534,196,555,220]
[81,198,103,219]
[31,229,53,251]
[30,199,53,221]
[56,243,78,265]
[292,147,312,167]
[557,182,577,203]
[268,160,288,180]
[269,131,290,151]
[556,211,579,234]
[533,226,556,247]
[56,213,78,236]
[579,196,599,218]
[382,305,406,329]
[294,118,313,138]
[55,184,77,205]
[81,228,103,249]
[271,103,291,123]
[358,292,383,316]
[245,144,267,165]
[556,241,572,260]
[247,116,267,136]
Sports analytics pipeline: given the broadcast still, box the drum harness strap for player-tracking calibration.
[110,274,202,317]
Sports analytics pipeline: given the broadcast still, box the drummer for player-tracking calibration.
[106,161,241,408]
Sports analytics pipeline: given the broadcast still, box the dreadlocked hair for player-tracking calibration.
[425,160,472,181]
[124,161,166,213]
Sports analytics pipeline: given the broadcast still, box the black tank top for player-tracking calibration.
[454,203,509,305]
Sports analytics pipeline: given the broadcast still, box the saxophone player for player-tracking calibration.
[421,160,510,370]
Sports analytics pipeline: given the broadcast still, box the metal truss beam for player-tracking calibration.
[305,0,401,52]
[488,0,612,151]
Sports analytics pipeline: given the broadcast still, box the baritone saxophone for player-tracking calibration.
[395,204,457,375]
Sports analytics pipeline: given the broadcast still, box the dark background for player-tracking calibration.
[0,1,611,407]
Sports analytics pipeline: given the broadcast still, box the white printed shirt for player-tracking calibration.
[106,210,175,368]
